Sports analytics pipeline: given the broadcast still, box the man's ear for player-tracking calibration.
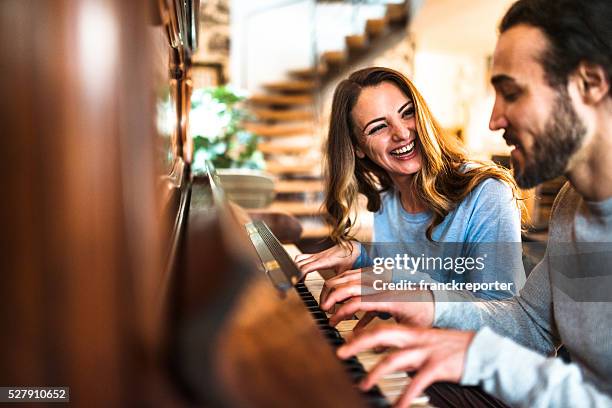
[574,61,610,104]
[355,147,365,159]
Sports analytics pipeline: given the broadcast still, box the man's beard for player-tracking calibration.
[512,90,587,188]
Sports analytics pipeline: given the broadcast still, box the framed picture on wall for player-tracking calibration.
[192,62,226,88]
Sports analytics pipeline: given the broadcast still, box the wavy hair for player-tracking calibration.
[324,67,522,246]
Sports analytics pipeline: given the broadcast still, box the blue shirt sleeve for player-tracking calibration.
[352,241,373,269]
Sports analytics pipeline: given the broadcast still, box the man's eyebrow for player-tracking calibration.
[397,100,412,113]
[491,74,516,87]
[363,117,385,130]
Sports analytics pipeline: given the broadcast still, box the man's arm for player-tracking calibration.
[337,324,612,408]
[463,327,612,407]
[432,254,560,354]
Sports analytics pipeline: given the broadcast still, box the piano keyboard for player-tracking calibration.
[300,270,432,407]
[245,221,431,407]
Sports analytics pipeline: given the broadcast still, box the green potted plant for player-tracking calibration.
[190,86,264,170]
[190,86,274,208]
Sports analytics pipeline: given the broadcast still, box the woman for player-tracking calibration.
[295,67,525,305]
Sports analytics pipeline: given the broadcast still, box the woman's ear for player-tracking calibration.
[574,61,610,104]
[355,147,365,159]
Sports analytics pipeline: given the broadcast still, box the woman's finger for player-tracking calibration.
[294,253,314,263]
[329,298,393,326]
[320,282,363,311]
[319,273,361,307]
[297,257,330,274]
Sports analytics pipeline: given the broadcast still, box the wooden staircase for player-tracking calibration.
[246,1,410,242]
[246,75,325,239]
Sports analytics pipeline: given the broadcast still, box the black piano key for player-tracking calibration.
[296,281,391,408]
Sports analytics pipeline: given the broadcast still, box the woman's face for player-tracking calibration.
[351,81,422,181]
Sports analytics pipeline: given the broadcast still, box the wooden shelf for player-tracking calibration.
[244,123,313,137]
[263,80,317,93]
[268,200,323,216]
[250,108,314,122]
[265,161,320,175]
[249,94,314,106]
[258,143,312,155]
[300,224,331,239]
[275,179,324,194]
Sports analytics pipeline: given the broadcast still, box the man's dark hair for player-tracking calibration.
[500,0,612,92]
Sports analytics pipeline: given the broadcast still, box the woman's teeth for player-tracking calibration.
[390,141,415,156]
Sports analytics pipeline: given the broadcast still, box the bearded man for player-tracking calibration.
[327,1,612,406]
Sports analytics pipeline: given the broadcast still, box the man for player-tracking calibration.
[327,0,612,406]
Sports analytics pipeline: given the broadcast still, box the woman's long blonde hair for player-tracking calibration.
[324,67,522,245]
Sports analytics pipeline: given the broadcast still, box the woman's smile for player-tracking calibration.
[389,139,418,160]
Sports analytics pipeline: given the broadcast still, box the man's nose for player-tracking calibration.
[489,99,508,131]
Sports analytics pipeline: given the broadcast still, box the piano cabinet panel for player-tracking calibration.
[0,0,168,405]
[165,179,368,407]
[216,275,368,408]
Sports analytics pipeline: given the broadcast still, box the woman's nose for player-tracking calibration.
[391,123,411,141]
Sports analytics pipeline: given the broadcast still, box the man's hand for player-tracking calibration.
[337,325,475,408]
[294,242,360,276]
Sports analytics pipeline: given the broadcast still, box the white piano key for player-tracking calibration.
[336,320,358,333]
[304,271,324,282]
[299,263,431,407]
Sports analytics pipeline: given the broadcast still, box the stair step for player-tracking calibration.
[263,80,318,93]
[275,179,324,194]
[265,161,320,175]
[288,66,327,80]
[366,18,388,39]
[268,200,323,216]
[244,123,313,137]
[249,94,314,106]
[258,142,312,155]
[321,50,347,67]
[386,3,408,25]
[250,108,314,122]
[345,34,368,52]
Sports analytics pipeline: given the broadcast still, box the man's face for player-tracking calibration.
[489,24,587,188]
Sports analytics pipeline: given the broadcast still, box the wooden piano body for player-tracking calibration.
[0,1,382,406]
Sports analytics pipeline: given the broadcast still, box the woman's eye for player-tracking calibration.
[368,124,386,135]
[402,106,415,118]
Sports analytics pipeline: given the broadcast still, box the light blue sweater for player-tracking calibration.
[354,176,526,300]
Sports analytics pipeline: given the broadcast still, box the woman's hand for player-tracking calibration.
[317,266,434,330]
[337,325,475,408]
[319,266,390,311]
[327,290,435,329]
[294,241,360,277]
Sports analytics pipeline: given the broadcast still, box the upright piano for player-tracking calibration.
[0,0,442,406]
